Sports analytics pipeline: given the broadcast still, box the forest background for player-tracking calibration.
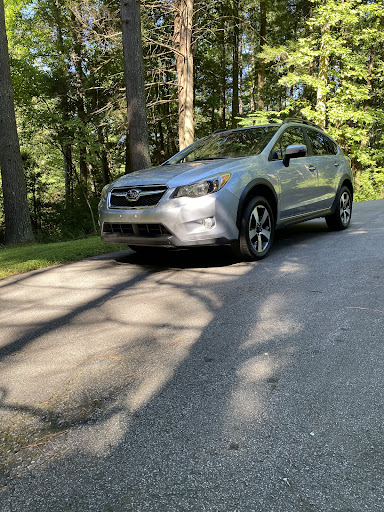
[1,0,384,244]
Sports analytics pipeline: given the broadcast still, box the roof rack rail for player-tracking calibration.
[282,118,324,130]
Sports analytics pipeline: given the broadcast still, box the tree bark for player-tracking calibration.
[0,0,34,244]
[239,35,243,116]
[250,27,256,112]
[257,0,266,110]
[63,144,73,207]
[218,5,227,129]
[51,0,74,205]
[120,0,151,171]
[361,46,375,149]
[71,10,88,185]
[173,0,194,150]
[231,0,239,128]
[317,21,330,130]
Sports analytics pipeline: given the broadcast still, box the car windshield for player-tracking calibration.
[165,126,279,164]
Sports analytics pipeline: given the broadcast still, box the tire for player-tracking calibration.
[233,196,275,261]
[325,185,352,230]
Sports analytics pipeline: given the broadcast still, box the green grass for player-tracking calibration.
[0,237,126,280]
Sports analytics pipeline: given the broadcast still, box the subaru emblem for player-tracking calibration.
[126,189,141,201]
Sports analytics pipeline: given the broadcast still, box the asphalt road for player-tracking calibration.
[0,199,383,512]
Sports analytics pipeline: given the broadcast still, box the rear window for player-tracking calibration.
[307,129,338,156]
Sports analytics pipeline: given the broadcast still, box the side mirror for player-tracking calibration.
[282,144,307,167]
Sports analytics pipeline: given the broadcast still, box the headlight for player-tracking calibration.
[173,173,231,198]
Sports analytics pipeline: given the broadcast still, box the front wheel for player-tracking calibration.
[233,196,275,261]
[326,185,352,230]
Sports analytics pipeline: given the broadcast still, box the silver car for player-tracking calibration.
[99,119,353,260]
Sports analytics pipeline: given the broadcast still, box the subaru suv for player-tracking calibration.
[99,119,353,260]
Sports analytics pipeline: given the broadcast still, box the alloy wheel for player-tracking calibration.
[248,204,272,254]
[339,191,351,227]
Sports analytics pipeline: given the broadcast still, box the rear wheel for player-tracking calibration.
[234,196,275,261]
[326,185,352,230]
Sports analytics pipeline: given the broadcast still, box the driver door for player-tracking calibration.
[272,127,319,219]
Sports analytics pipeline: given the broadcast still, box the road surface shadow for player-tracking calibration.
[111,218,331,270]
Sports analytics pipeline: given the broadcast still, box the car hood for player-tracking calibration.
[110,159,240,189]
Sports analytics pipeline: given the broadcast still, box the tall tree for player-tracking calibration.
[120,0,151,171]
[231,0,240,128]
[46,0,75,205]
[219,4,227,129]
[173,0,194,150]
[257,0,267,111]
[0,0,34,244]
[316,19,330,129]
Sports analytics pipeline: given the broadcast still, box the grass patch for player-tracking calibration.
[0,237,126,280]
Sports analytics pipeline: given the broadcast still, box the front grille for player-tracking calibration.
[109,185,167,209]
[102,223,171,237]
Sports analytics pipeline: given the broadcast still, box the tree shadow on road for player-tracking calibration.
[1,214,379,511]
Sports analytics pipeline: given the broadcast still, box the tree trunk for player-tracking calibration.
[250,29,256,112]
[257,0,266,110]
[51,0,74,205]
[361,47,375,149]
[239,35,243,116]
[219,6,227,129]
[71,11,88,185]
[63,144,73,207]
[173,0,194,150]
[231,0,239,128]
[317,21,330,130]
[120,0,151,171]
[304,4,314,102]
[72,24,88,188]
[0,0,34,244]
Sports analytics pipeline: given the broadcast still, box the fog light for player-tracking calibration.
[202,217,215,229]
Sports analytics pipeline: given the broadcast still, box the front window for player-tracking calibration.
[271,127,306,160]
[165,126,279,164]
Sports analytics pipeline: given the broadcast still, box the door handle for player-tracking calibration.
[334,162,340,166]
[309,166,317,172]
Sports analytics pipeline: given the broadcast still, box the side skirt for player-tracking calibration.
[276,207,332,229]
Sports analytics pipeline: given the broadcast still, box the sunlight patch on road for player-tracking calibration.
[237,355,280,383]
[277,260,307,274]
[75,411,131,457]
[241,293,301,349]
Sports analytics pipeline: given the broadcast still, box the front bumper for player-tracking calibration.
[99,189,239,248]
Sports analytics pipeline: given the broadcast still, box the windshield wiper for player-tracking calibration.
[191,156,230,162]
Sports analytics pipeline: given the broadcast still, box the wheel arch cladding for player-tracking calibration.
[341,177,354,199]
[330,176,354,214]
[236,179,278,229]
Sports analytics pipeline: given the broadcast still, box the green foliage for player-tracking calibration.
[2,0,384,247]
[243,0,384,200]
[354,170,384,202]
[1,0,129,243]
